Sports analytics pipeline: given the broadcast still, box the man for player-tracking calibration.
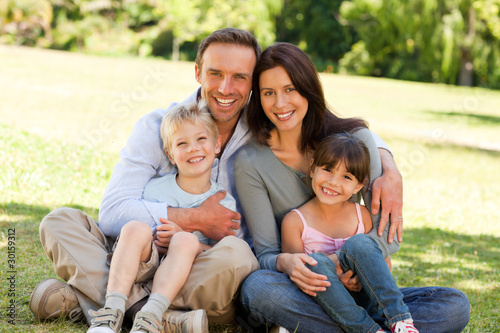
[30,28,416,332]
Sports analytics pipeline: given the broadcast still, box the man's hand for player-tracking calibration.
[276,253,330,297]
[372,149,403,243]
[167,191,240,241]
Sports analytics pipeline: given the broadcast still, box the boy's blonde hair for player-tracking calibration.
[160,100,219,154]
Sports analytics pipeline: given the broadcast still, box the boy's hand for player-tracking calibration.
[154,218,183,248]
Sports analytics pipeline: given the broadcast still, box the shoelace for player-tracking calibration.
[392,320,419,333]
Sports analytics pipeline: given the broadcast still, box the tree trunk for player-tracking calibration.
[458,6,475,87]
[172,36,180,62]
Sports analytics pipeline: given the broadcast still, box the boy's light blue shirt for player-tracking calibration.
[143,173,237,245]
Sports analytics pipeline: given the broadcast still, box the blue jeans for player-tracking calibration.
[240,259,470,333]
[305,234,410,333]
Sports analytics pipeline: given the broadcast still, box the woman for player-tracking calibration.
[234,43,470,333]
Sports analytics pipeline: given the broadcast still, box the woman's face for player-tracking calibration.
[259,66,308,134]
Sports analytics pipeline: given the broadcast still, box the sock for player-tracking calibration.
[141,293,171,322]
[104,292,127,314]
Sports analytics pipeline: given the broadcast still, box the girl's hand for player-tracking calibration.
[335,262,362,292]
[277,253,331,297]
[154,218,183,248]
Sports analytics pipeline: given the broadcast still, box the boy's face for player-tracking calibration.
[167,122,221,179]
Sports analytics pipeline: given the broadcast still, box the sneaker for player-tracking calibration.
[270,325,290,333]
[392,319,419,333]
[87,308,124,333]
[162,309,208,333]
[29,278,84,321]
[130,311,163,333]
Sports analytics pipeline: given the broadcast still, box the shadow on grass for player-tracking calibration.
[395,227,500,330]
[0,202,99,225]
[425,110,500,126]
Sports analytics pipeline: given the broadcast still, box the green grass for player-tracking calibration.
[1,45,500,332]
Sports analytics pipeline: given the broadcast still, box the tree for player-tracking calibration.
[276,0,355,71]
[338,0,500,88]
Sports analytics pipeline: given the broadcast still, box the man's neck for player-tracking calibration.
[216,117,239,158]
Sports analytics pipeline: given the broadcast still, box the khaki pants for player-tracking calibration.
[40,207,259,325]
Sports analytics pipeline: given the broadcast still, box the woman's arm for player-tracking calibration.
[234,147,282,271]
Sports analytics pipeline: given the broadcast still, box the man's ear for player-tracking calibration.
[215,135,222,155]
[166,150,176,165]
[195,64,201,84]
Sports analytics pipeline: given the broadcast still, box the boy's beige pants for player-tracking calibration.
[39,207,259,325]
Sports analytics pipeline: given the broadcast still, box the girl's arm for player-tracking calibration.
[281,211,305,254]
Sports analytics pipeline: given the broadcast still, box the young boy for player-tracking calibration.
[86,100,236,333]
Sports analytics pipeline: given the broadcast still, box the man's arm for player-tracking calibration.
[369,131,404,243]
[98,109,173,238]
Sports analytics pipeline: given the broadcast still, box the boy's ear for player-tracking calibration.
[215,135,222,154]
[166,150,176,165]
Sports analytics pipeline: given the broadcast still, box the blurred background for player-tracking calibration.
[1,0,500,89]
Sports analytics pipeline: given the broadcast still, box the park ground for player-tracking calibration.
[1,45,500,332]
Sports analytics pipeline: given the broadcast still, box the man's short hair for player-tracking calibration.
[195,28,261,72]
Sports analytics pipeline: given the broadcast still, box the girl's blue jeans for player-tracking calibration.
[306,234,411,333]
[240,237,470,333]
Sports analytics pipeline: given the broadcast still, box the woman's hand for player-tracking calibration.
[276,253,331,297]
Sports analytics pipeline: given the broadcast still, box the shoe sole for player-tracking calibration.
[30,278,65,319]
[192,309,208,333]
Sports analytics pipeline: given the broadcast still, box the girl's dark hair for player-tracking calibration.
[312,133,371,185]
[247,42,367,153]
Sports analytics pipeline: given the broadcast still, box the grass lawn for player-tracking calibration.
[1,45,500,332]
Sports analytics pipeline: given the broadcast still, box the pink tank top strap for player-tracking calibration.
[291,209,308,229]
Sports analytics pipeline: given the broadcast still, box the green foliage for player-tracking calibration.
[338,0,500,88]
[276,0,355,71]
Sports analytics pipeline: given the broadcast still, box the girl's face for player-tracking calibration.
[310,160,364,206]
[259,66,308,134]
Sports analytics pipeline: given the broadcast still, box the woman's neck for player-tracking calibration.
[269,128,311,175]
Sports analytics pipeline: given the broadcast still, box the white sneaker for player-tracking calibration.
[270,325,290,333]
[391,319,419,333]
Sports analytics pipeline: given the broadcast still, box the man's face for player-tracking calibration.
[195,43,256,126]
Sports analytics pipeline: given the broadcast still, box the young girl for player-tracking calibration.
[281,133,418,333]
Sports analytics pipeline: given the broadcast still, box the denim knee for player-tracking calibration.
[307,252,336,275]
[338,234,381,270]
